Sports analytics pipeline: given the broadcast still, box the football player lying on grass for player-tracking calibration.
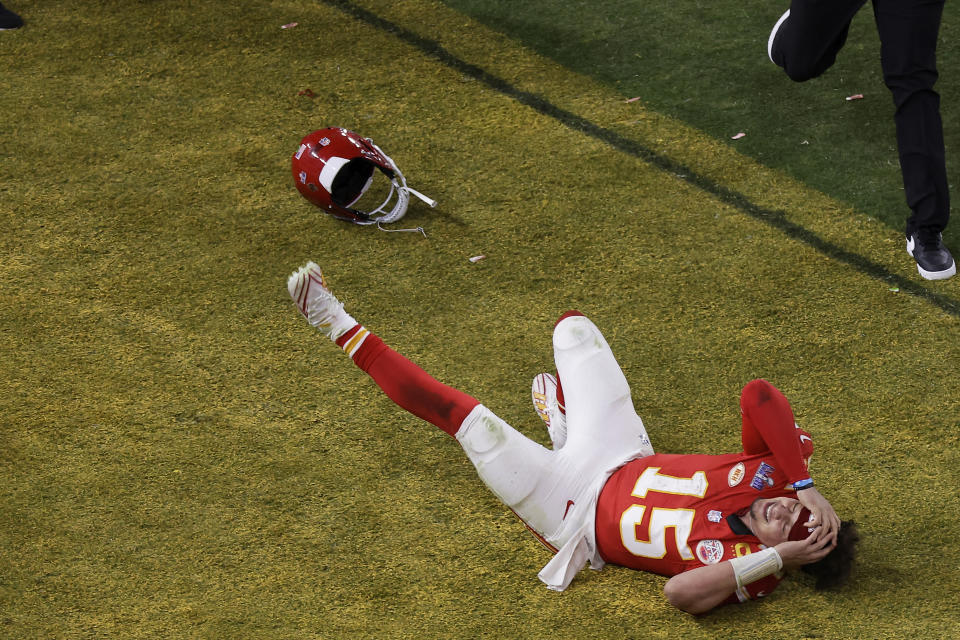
[287,262,859,614]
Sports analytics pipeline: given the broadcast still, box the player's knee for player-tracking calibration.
[884,80,938,111]
[457,406,507,455]
[782,62,822,83]
[552,314,598,351]
[456,407,545,507]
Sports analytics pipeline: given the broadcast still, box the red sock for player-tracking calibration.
[338,326,480,437]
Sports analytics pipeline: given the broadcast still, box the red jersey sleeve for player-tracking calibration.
[739,379,809,484]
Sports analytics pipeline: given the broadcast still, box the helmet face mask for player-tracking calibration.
[292,127,435,225]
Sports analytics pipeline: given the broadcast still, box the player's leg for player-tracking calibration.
[768,0,867,81]
[339,328,575,541]
[523,311,654,557]
[0,3,23,30]
[287,262,578,545]
[288,261,478,435]
[872,0,954,279]
[456,404,581,547]
[550,311,654,464]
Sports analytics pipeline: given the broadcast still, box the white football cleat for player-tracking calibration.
[287,262,356,339]
[531,372,567,450]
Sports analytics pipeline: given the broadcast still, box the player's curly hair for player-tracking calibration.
[801,520,860,589]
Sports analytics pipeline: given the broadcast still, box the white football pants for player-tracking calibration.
[455,314,655,553]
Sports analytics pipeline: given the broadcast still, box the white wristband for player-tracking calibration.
[729,547,783,589]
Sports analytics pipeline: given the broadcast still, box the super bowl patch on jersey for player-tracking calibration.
[750,461,776,490]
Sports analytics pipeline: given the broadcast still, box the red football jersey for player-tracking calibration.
[595,380,814,604]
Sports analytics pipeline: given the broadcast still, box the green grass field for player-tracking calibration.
[1,1,958,638]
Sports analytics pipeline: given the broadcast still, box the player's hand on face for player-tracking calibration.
[796,487,840,545]
[775,529,836,570]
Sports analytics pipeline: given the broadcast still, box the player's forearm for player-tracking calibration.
[662,563,738,614]
[664,546,783,614]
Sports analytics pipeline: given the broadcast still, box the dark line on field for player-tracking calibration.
[322,0,960,318]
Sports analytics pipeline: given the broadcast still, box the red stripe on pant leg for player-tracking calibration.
[352,334,479,437]
[510,508,558,553]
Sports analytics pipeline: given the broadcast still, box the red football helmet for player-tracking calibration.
[291,127,436,225]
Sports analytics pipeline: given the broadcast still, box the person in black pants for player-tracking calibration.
[768,0,956,280]
[0,2,23,30]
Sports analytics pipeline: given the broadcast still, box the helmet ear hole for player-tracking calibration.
[330,158,376,206]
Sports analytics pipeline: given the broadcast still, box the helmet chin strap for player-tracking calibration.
[376,221,427,237]
[371,180,429,236]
